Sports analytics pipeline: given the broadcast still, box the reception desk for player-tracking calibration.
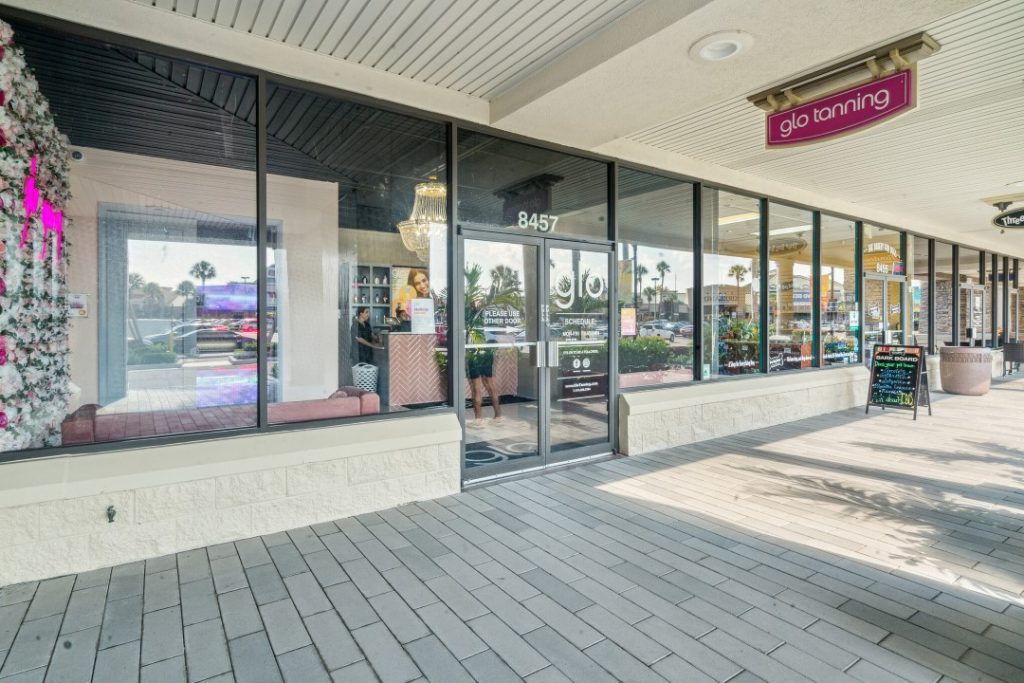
[378,333,446,408]
[376,334,521,408]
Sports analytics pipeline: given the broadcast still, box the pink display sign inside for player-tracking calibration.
[766,70,914,147]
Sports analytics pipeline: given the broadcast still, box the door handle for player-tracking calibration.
[534,342,545,368]
[548,341,559,368]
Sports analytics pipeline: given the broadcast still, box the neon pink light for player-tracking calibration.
[18,155,65,263]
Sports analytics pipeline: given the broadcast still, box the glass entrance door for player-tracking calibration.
[461,234,612,480]
[864,273,904,362]
[960,284,986,345]
[546,243,611,463]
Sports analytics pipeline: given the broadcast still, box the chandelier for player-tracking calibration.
[397,176,447,261]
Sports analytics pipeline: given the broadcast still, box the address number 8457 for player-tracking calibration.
[517,212,558,233]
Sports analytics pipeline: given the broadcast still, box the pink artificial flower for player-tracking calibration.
[0,412,7,429]
[0,348,6,365]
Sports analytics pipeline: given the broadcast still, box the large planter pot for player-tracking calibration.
[939,347,992,396]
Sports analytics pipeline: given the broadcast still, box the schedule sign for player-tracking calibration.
[766,70,914,146]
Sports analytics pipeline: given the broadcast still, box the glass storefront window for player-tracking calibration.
[702,190,761,378]
[265,83,448,423]
[456,130,608,240]
[616,169,694,387]
[820,215,859,364]
[935,242,954,348]
[766,204,814,371]
[909,236,930,351]
[959,247,984,346]
[5,21,258,454]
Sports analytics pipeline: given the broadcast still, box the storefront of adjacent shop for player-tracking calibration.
[1,10,1021,583]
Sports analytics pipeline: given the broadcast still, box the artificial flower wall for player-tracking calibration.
[0,19,72,451]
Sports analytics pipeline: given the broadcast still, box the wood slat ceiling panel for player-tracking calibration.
[626,0,1024,238]
[126,0,645,97]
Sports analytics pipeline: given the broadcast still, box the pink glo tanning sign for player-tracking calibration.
[766,70,914,147]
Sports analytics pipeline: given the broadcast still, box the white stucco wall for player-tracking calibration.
[0,413,461,585]
[619,366,870,455]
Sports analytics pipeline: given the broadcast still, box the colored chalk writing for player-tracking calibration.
[866,345,930,419]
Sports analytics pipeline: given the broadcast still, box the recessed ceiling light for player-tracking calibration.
[690,31,753,62]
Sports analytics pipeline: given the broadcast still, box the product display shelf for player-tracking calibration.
[351,264,392,327]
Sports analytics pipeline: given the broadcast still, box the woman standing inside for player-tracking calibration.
[351,306,379,364]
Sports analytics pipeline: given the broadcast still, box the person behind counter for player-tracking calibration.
[352,306,381,363]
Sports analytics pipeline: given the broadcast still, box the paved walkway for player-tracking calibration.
[3,379,1024,682]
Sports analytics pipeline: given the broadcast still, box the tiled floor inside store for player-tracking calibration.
[3,378,1024,682]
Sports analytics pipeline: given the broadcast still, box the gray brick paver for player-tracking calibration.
[210,556,248,595]
[324,581,379,631]
[59,585,107,635]
[227,631,283,683]
[421,576,488,621]
[302,551,348,588]
[0,614,60,677]
[176,549,211,585]
[218,588,263,640]
[351,621,421,683]
[582,639,667,683]
[107,563,145,602]
[258,599,311,656]
[245,564,288,606]
[329,660,376,683]
[517,570,592,612]
[460,649,523,683]
[522,627,615,683]
[634,616,743,682]
[92,640,141,683]
[100,595,143,650]
[286,527,326,556]
[41,625,98,683]
[140,654,186,683]
[576,605,669,665]
[276,644,330,683]
[24,577,75,622]
[179,577,220,627]
[466,613,548,677]
[267,544,309,580]
[141,605,184,666]
[471,585,543,635]
[282,573,331,617]
[416,601,487,661]
[0,583,38,608]
[235,537,272,569]
[404,635,474,683]
[183,618,231,682]
[368,591,430,644]
[0,601,30,653]
[303,610,362,671]
[73,568,111,592]
[342,558,391,598]
[143,569,180,613]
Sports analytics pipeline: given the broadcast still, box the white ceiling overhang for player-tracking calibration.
[9,0,1024,256]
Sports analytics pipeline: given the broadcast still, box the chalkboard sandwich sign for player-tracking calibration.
[866,345,931,420]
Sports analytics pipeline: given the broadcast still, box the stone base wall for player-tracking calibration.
[0,414,461,585]
[619,366,868,455]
